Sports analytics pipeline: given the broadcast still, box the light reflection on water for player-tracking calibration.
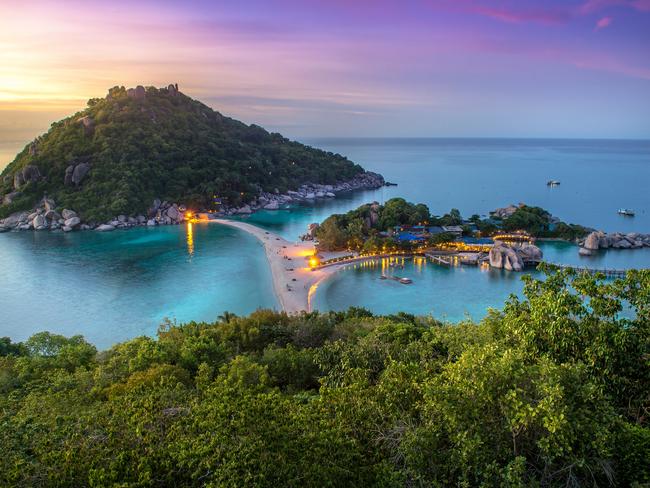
[186,222,194,257]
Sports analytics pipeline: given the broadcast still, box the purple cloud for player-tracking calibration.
[595,15,614,28]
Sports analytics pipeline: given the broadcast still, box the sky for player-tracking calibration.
[1,0,649,167]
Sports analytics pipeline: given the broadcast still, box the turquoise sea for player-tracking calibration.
[1,138,649,346]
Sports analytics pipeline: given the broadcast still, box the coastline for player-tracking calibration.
[209,218,382,313]
[0,171,385,234]
[210,219,319,313]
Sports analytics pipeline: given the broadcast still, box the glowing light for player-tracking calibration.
[309,256,320,268]
[186,222,194,256]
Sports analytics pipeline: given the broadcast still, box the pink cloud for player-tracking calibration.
[595,16,613,28]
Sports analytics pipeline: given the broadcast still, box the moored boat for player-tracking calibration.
[617,208,635,216]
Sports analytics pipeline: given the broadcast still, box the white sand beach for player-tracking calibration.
[211,219,339,313]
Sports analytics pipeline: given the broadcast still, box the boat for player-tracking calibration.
[546,180,560,186]
[618,208,635,216]
[380,274,412,284]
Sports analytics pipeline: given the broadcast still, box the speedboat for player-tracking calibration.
[546,180,560,186]
[618,208,635,216]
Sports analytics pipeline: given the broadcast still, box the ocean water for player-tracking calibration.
[311,242,650,321]
[1,138,648,346]
[0,224,277,347]
[247,138,650,236]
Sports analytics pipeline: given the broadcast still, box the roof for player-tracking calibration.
[396,233,426,242]
[442,225,463,233]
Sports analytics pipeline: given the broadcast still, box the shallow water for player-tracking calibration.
[311,241,650,321]
[1,138,648,346]
[0,224,277,347]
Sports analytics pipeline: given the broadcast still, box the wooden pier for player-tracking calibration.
[427,254,454,266]
[541,262,631,277]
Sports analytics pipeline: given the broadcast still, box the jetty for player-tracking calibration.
[542,262,631,277]
[426,253,454,266]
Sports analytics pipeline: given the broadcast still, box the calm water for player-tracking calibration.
[0,224,277,347]
[1,138,648,346]
[311,242,650,321]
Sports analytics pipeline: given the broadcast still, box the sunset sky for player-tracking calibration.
[1,0,649,166]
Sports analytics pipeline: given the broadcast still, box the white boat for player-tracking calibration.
[546,180,560,186]
[618,208,635,216]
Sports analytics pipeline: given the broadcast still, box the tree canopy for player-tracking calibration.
[1,269,648,487]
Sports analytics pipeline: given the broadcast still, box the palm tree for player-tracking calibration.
[218,311,237,323]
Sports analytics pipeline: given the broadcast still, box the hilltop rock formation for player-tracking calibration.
[491,204,521,219]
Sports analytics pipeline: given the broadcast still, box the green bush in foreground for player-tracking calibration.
[0,269,648,487]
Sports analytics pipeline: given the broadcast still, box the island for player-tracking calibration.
[0,84,384,232]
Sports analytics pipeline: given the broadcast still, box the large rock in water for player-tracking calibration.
[584,231,601,251]
[489,243,524,271]
[64,217,81,228]
[518,243,543,262]
[32,214,48,230]
[96,224,115,232]
[166,205,182,221]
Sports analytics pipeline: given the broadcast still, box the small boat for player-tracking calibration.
[618,208,635,216]
[380,274,412,284]
[546,180,561,186]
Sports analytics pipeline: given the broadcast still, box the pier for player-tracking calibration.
[541,262,632,277]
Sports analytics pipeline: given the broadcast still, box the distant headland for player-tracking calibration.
[0,84,384,232]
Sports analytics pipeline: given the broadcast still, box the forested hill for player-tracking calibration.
[0,84,364,222]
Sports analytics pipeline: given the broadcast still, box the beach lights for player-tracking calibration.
[309,256,320,268]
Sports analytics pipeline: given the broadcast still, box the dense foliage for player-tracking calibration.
[1,269,648,487]
[316,198,461,251]
[499,205,590,240]
[316,200,591,251]
[0,86,363,221]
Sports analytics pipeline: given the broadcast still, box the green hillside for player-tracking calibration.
[0,85,364,222]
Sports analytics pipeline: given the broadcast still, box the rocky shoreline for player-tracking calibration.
[578,230,650,255]
[0,171,385,233]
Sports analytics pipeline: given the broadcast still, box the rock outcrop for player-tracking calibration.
[491,204,521,219]
[577,231,650,254]
[489,243,524,271]
[489,241,543,271]
[13,165,41,189]
[77,115,95,136]
[95,224,115,232]
[127,85,146,99]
